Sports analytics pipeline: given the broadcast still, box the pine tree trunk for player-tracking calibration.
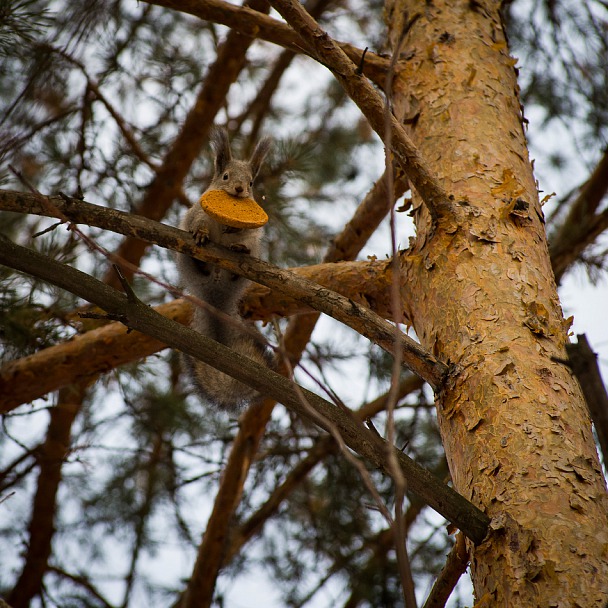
[386,0,608,603]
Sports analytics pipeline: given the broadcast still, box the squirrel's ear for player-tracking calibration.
[210,127,232,174]
[250,137,272,179]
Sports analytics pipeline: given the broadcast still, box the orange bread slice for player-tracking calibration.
[199,189,268,229]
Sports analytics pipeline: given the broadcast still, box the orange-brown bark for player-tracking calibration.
[386,0,608,604]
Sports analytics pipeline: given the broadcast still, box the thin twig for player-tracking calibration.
[274,320,393,525]
[383,21,417,608]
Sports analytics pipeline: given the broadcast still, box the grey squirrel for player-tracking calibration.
[177,127,273,411]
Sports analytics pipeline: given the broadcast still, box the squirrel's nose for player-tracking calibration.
[235,185,244,194]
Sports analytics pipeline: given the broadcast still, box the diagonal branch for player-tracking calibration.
[143,0,392,87]
[267,0,452,222]
[224,377,423,564]
[0,190,448,389]
[0,232,490,545]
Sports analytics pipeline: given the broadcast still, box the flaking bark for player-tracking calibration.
[387,0,608,603]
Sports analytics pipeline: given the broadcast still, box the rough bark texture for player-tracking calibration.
[386,0,608,604]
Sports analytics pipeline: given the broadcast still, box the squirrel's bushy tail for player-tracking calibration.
[182,306,273,412]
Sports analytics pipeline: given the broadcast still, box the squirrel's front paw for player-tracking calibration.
[192,226,210,245]
[229,243,251,254]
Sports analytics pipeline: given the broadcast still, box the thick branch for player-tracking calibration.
[0,260,406,409]
[0,256,402,408]
[143,0,392,87]
[0,190,448,389]
[243,257,398,320]
[0,232,490,545]
[268,0,452,222]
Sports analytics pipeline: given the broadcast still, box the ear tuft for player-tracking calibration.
[250,137,272,179]
[210,127,232,175]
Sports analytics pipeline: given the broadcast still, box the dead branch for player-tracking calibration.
[0,231,490,544]
[565,334,608,466]
[422,532,469,608]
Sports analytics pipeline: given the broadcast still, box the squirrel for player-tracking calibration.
[177,127,273,411]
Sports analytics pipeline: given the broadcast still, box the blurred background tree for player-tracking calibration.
[1,0,607,606]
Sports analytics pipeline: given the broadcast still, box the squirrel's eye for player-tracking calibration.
[223,173,229,180]
[249,181,253,187]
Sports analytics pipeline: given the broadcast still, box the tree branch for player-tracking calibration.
[0,189,448,389]
[143,0,393,87]
[180,397,276,608]
[0,232,490,545]
[8,385,84,608]
[565,334,608,467]
[422,532,469,608]
[225,377,423,564]
[267,0,452,223]
[243,257,401,320]
[0,299,188,413]
[549,148,608,284]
